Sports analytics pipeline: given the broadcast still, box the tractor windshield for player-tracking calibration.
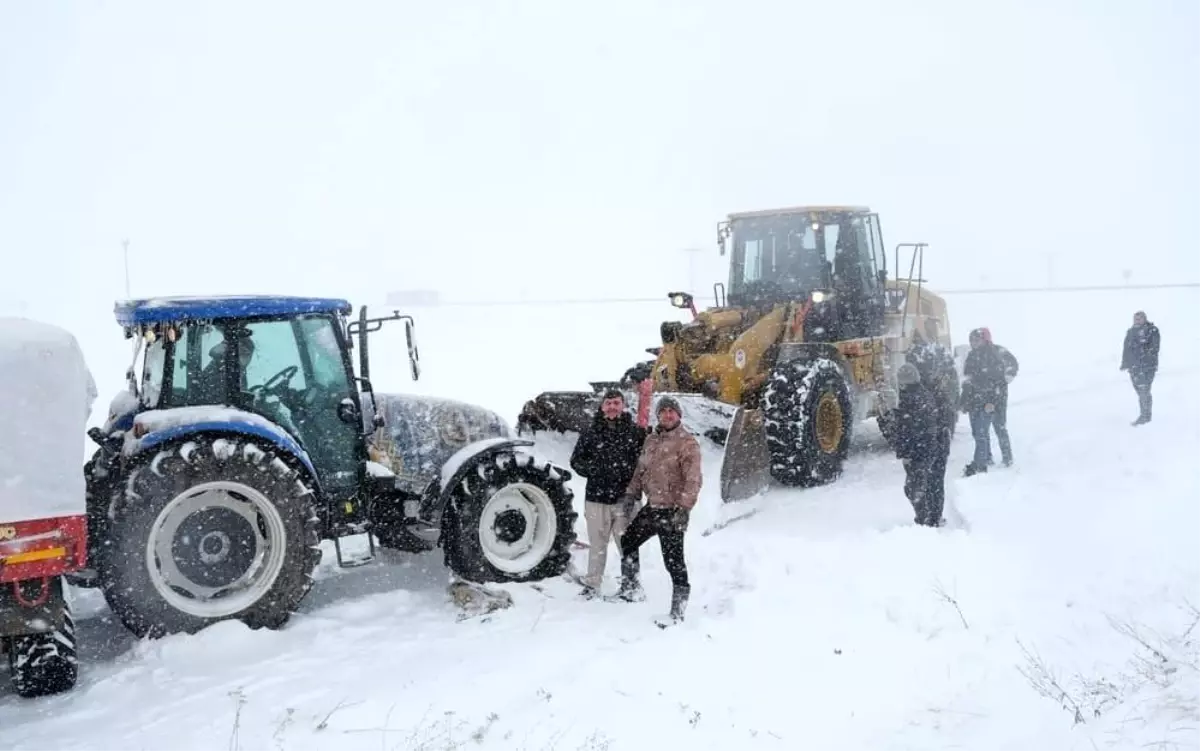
[147,313,362,494]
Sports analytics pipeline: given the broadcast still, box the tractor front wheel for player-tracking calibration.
[97,437,322,639]
[442,450,577,583]
[762,357,854,487]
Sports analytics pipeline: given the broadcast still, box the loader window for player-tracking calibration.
[741,239,767,284]
[728,215,828,304]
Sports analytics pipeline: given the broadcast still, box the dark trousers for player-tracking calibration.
[988,394,1013,463]
[619,506,689,589]
[1130,369,1155,419]
[904,429,950,525]
[970,405,1011,467]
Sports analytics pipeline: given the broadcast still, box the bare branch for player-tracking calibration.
[932,579,969,630]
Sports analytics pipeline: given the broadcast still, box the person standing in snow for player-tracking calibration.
[1120,310,1161,426]
[894,363,948,526]
[960,327,1012,475]
[568,389,648,598]
[979,328,1019,466]
[615,396,702,625]
[905,333,959,520]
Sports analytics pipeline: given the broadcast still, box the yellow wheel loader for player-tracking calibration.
[517,205,960,502]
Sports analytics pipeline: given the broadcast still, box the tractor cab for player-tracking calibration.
[714,206,889,341]
[112,296,405,503]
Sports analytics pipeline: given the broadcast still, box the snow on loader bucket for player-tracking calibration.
[1,316,96,698]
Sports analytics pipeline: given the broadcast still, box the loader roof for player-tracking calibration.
[727,205,872,220]
[114,295,353,327]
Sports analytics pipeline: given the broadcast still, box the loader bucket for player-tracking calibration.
[516,390,603,435]
[718,407,772,502]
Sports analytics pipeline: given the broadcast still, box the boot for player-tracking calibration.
[613,557,645,602]
[669,585,690,623]
[613,576,645,602]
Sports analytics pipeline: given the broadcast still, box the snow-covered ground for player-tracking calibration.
[2,288,1198,750]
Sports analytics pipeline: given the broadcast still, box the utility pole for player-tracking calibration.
[123,239,131,298]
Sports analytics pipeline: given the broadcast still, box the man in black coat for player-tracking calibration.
[974,327,1018,466]
[1121,310,1161,426]
[960,327,1011,476]
[905,335,959,521]
[569,389,648,597]
[894,363,948,527]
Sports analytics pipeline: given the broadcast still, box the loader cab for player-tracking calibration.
[719,206,887,340]
[120,297,367,500]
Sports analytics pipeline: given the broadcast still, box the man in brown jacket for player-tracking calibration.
[615,396,702,625]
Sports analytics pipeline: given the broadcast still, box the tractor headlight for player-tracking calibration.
[811,290,833,304]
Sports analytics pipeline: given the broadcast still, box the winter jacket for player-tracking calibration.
[960,343,1008,412]
[894,382,942,463]
[996,346,1019,385]
[569,411,648,505]
[906,340,960,430]
[622,424,703,511]
[1121,322,1160,374]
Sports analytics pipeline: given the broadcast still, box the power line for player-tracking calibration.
[391,282,1200,309]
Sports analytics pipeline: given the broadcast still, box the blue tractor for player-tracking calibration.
[79,296,578,638]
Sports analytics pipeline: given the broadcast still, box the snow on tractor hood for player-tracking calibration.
[0,317,97,524]
[364,393,513,495]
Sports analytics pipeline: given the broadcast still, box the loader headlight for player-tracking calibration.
[811,290,833,303]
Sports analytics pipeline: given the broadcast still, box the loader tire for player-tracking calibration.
[5,584,78,698]
[97,436,322,639]
[762,358,853,487]
[441,449,577,583]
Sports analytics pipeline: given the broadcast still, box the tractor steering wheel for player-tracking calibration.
[250,365,299,398]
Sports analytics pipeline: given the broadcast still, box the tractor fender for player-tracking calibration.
[123,417,320,488]
[419,437,554,520]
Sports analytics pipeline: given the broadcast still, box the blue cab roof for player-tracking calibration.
[114,295,353,327]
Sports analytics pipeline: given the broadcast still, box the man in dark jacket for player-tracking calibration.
[960,327,1011,476]
[1121,310,1161,426]
[569,389,648,598]
[905,335,959,521]
[894,363,948,526]
[973,327,1018,466]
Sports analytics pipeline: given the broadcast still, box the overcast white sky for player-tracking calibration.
[1,0,1196,324]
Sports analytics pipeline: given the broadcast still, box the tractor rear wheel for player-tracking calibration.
[441,450,577,583]
[97,436,322,639]
[762,357,854,487]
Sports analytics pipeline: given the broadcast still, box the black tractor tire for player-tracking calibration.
[441,449,577,583]
[5,589,78,698]
[96,436,322,639]
[762,357,854,487]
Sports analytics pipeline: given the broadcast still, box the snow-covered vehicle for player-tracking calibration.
[1,317,96,698]
[80,296,577,639]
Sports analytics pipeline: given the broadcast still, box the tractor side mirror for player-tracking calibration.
[404,319,421,381]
